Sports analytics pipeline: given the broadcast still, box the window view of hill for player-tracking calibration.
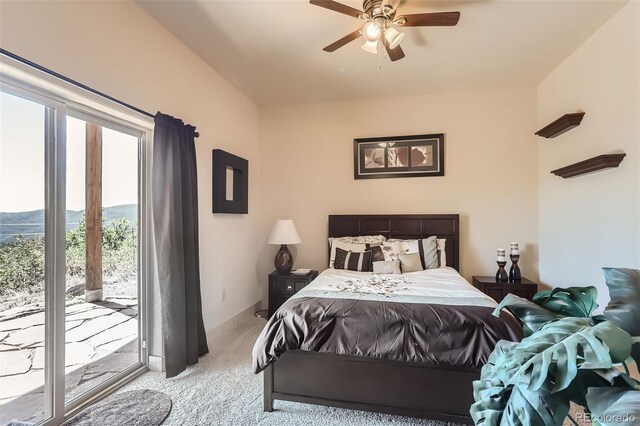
[0,204,137,244]
[0,204,138,310]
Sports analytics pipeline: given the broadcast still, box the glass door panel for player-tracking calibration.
[0,91,50,424]
[1,74,146,425]
[64,116,140,404]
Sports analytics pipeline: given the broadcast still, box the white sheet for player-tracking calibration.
[292,267,497,308]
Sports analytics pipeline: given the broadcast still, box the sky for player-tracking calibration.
[0,91,139,212]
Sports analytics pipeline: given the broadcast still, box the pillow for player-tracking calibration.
[383,237,439,269]
[333,247,372,272]
[422,236,439,269]
[328,235,386,245]
[381,240,420,261]
[329,241,366,268]
[328,235,385,268]
[368,245,385,263]
[437,238,447,267]
[372,260,401,274]
[398,253,424,273]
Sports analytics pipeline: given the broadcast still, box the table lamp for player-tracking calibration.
[267,219,301,274]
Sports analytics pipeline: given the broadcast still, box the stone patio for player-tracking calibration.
[0,297,138,425]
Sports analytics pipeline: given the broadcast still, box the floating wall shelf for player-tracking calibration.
[536,112,585,138]
[551,154,626,178]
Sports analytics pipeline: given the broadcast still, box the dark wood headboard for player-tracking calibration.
[328,214,460,271]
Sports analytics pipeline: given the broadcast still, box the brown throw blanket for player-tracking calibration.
[253,296,522,373]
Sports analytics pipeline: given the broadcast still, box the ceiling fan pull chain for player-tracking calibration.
[378,42,383,70]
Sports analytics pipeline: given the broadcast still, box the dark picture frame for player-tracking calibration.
[212,149,248,214]
[353,134,445,179]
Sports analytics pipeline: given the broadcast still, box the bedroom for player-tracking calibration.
[0,0,638,425]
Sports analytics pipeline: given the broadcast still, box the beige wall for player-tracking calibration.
[3,0,636,335]
[537,2,640,310]
[0,1,262,333]
[259,87,539,305]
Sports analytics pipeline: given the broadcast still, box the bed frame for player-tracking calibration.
[263,214,476,424]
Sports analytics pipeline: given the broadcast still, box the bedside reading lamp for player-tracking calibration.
[267,219,301,274]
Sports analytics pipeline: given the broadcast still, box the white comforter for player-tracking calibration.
[292,267,497,308]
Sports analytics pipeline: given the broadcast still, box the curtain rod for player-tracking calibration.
[0,48,199,138]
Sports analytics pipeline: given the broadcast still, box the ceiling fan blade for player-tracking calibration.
[323,29,362,52]
[400,11,460,27]
[382,37,405,61]
[309,0,363,19]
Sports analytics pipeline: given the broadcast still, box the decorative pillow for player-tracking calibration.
[328,235,387,245]
[437,239,447,267]
[329,235,386,268]
[422,236,439,269]
[384,237,440,269]
[368,245,385,264]
[372,260,401,274]
[329,241,366,268]
[333,247,372,272]
[381,240,420,261]
[398,253,424,273]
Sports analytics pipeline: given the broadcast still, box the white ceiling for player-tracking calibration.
[138,0,626,107]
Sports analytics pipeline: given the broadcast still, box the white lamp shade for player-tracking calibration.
[385,27,404,49]
[267,220,301,245]
[361,40,378,54]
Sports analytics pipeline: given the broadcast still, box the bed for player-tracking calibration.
[253,214,522,424]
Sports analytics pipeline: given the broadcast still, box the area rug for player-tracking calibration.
[62,389,171,426]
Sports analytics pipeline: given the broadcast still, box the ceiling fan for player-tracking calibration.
[310,0,460,61]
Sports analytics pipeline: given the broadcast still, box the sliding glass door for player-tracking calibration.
[0,90,53,425]
[64,113,142,405]
[0,81,148,425]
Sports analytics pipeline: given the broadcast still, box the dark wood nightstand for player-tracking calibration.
[472,276,538,303]
[268,270,318,317]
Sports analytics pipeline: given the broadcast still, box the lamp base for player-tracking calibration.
[274,244,294,274]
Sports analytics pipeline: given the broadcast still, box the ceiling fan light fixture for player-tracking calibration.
[385,27,404,49]
[361,39,378,54]
[362,21,382,42]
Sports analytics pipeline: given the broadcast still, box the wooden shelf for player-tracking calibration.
[551,154,626,178]
[536,112,585,138]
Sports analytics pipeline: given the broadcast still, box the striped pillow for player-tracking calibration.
[333,247,372,272]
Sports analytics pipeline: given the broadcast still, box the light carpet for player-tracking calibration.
[119,316,462,426]
[119,316,585,426]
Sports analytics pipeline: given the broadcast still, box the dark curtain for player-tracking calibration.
[152,112,208,378]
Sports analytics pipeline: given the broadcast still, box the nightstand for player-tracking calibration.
[472,276,538,303]
[268,270,318,317]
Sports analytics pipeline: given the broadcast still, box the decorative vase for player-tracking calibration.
[509,242,521,283]
[496,248,508,282]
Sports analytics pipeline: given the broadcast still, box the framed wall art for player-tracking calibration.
[212,149,248,214]
[353,134,444,180]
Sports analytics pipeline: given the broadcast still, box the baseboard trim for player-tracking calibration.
[148,355,164,372]
[207,300,262,340]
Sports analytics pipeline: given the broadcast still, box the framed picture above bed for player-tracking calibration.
[353,133,444,179]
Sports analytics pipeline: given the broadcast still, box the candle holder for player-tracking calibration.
[496,248,508,282]
[509,242,521,283]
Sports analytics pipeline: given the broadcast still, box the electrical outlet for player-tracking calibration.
[221,289,226,302]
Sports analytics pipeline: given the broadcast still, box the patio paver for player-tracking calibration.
[0,312,45,332]
[4,324,44,347]
[0,296,139,424]
[0,350,31,375]
[65,312,130,342]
